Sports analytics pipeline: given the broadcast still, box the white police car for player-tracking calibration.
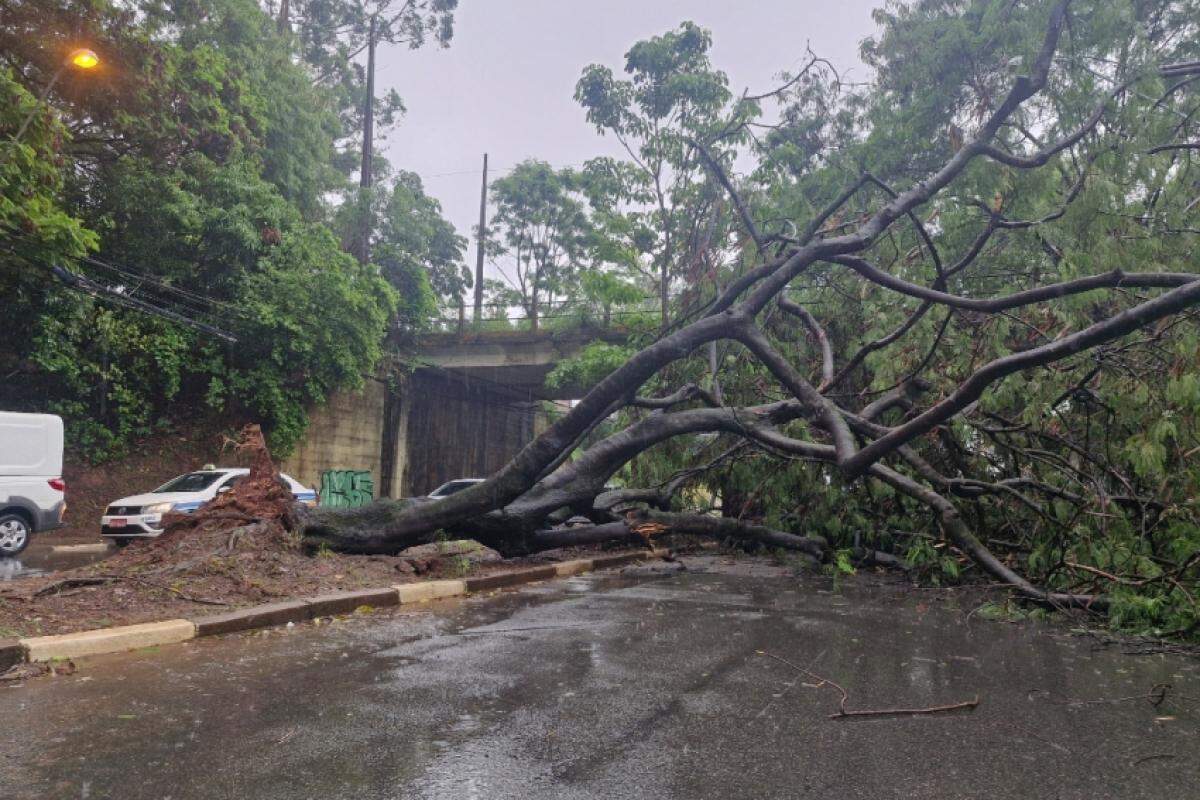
[101,465,316,543]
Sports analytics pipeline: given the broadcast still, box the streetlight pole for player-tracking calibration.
[11,48,100,143]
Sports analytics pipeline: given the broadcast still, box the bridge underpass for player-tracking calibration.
[283,328,624,500]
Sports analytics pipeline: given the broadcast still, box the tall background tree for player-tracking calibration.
[484,160,593,331]
[574,22,750,329]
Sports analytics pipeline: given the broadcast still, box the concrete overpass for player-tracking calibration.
[283,327,627,499]
[414,327,629,399]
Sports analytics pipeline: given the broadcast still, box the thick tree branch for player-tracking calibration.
[777,295,835,387]
[841,278,1200,477]
[831,256,1197,313]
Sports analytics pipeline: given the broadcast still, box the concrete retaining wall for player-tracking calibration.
[283,379,401,496]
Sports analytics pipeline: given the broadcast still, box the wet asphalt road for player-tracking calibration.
[1,556,1198,799]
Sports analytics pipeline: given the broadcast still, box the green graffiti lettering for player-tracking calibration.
[319,469,375,508]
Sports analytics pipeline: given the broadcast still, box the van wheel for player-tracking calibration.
[0,513,31,557]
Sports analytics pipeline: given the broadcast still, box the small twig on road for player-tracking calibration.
[1132,753,1176,766]
[1028,682,1172,708]
[829,695,980,719]
[758,650,981,719]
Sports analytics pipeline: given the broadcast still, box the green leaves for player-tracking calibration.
[486,160,595,326]
[546,343,634,393]
[0,0,414,460]
[0,68,97,264]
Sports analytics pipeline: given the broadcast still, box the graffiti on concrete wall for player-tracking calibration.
[319,469,375,508]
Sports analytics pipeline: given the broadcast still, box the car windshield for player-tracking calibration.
[430,480,479,497]
[154,472,226,493]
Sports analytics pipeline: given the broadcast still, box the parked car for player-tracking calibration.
[409,478,485,504]
[101,466,316,544]
[0,412,66,557]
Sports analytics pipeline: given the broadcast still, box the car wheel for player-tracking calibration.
[110,538,130,548]
[0,513,32,557]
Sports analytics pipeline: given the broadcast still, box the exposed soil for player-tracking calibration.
[0,541,627,639]
[0,425,633,638]
[46,415,253,544]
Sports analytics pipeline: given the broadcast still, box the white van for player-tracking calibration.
[0,412,66,556]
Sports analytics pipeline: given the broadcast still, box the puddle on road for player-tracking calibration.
[0,543,113,581]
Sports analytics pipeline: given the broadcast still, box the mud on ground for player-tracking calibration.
[0,425,603,639]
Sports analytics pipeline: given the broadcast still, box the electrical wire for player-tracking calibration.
[1,235,240,342]
[47,265,238,342]
[1,225,252,325]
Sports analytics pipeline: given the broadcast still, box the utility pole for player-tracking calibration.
[355,15,377,264]
[473,153,488,327]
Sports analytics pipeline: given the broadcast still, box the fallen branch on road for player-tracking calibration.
[758,650,980,720]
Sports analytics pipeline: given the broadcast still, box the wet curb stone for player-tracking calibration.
[307,587,401,616]
[22,619,196,663]
[192,600,314,637]
[6,549,665,668]
[553,559,593,577]
[465,564,559,592]
[396,579,466,603]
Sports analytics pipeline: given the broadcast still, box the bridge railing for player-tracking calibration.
[432,298,662,334]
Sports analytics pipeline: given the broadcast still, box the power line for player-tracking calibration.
[2,227,241,319]
[1,234,240,342]
[419,160,591,180]
[47,265,238,342]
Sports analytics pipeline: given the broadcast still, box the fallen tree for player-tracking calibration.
[299,1,1200,622]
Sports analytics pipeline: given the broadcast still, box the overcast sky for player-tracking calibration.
[374,0,882,259]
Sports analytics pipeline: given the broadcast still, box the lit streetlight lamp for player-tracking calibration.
[11,48,100,143]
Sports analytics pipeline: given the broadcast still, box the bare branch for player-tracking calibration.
[777,295,835,387]
[690,137,765,250]
[841,278,1200,478]
[831,255,1197,313]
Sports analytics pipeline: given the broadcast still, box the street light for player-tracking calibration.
[11,48,100,143]
[69,49,100,70]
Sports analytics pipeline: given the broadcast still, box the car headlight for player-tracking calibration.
[143,502,175,515]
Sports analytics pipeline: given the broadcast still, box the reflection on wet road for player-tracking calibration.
[0,543,112,581]
[0,556,1197,799]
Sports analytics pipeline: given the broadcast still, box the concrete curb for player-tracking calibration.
[308,587,401,616]
[465,564,559,593]
[396,579,466,604]
[22,619,196,662]
[553,559,594,577]
[5,549,665,668]
[50,543,111,554]
[193,600,314,637]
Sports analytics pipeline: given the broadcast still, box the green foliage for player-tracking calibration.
[375,172,468,301]
[0,0,454,459]
[0,68,96,261]
[575,22,748,325]
[579,2,1200,640]
[485,160,594,327]
[546,342,635,393]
